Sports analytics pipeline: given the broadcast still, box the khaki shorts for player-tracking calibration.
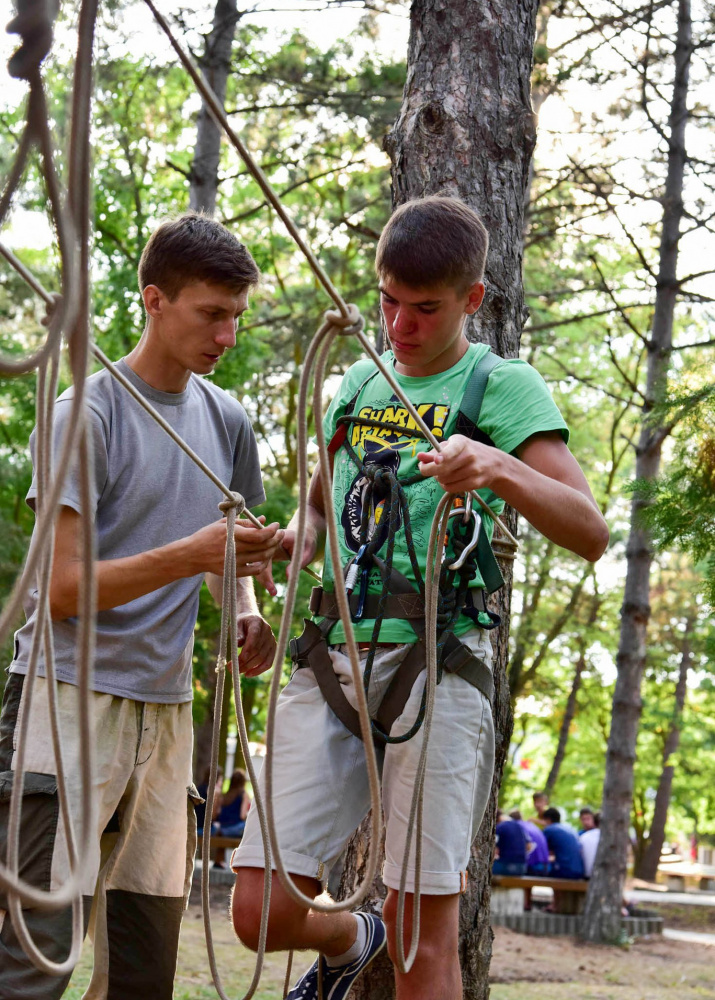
[234,628,495,895]
[0,673,196,1000]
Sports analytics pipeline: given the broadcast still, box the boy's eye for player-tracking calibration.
[419,307,438,315]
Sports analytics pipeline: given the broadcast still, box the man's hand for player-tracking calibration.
[186,516,285,578]
[235,613,277,677]
[417,435,501,494]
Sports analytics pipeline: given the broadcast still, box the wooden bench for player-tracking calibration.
[492,874,589,915]
[196,834,242,855]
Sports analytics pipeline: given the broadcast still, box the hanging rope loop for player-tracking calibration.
[7,0,59,81]
[218,491,245,516]
[324,303,364,337]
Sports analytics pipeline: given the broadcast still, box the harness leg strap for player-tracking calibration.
[290,620,364,741]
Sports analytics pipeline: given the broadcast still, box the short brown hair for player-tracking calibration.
[138,212,260,300]
[375,196,489,291]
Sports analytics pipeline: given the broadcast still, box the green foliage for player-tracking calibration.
[633,380,715,604]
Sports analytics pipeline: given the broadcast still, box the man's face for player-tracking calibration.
[580,812,596,831]
[379,277,484,378]
[145,280,249,375]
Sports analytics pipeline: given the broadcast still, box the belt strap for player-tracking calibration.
[309,586,425,622]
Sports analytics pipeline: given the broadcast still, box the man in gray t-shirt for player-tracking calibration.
[0,214,284,999]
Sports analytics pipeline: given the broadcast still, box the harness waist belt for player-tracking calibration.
[309,586,425,622]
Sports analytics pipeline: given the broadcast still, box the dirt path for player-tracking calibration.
[490,925,715,1000]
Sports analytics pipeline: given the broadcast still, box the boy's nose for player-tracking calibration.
[393,308,415,334]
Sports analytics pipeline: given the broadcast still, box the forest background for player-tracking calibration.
[1,0,714,884]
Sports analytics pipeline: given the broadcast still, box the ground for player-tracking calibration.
[64,902,715,999]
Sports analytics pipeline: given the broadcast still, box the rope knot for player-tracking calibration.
[218,491,245,516]
[323,302,364,337]
[41,292,61,328]
[7,0,59,81]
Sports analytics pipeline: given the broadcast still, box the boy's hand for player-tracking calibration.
[418,435,505,494]
[275,526,319,581]
[235,613,276,677]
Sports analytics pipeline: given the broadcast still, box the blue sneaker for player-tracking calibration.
[286,912,387,999]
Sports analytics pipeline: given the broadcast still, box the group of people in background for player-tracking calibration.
[493,790,601,881]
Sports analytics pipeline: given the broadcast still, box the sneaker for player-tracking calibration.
[286,912,387,1000]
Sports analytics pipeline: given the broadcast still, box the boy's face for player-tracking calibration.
[379,277,485,378]
[144,280,249,376]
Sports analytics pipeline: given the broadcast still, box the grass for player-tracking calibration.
[65,905,310,1000]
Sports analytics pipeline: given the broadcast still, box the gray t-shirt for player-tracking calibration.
[11,359,265,703]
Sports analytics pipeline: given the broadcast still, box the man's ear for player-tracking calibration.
[142,284,165,319]
[465,281,485,315]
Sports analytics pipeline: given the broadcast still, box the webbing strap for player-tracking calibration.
[289,621,362,738]
[309,586,425,622]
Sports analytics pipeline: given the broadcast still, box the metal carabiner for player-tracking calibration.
[447,506,481,571]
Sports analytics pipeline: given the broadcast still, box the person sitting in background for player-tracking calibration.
[492,809,529,876]
[510,809,549,875]
[195,764,224,835]
[580,811,601,877]
[542,807,585,879]
[578,806,596,835]
[530,790,550,829]
[216,768,251,839]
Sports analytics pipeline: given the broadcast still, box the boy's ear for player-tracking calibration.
[465,281,485,315]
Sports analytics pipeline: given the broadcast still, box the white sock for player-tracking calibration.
[325,912,368,968]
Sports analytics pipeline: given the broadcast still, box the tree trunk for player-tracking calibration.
[338,3,539,997]
[544,644,586,796]
[635,616,693,882]
[544,584,599,795]
[581,0,692,943]
[189,0,239,215]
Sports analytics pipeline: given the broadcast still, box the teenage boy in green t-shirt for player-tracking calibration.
[232,196,609,1000]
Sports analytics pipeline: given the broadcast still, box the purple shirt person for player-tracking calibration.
[510,810,549,873]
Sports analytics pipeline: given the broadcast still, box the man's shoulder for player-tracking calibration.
[188,375,250,426]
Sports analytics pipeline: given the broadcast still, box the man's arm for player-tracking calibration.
[49,506,284,620]
[205,573,276,677]
[418,431,609,562]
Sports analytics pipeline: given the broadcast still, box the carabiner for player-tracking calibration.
[447,508,481,571]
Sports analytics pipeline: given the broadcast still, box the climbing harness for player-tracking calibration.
[0,1,519,995]
[290,349,506,747]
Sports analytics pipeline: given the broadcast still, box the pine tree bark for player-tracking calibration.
[189,0,239,215]
[635,616,693,882]
[337,3,539,997]
[581,0,692,943]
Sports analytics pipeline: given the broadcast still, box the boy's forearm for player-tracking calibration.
[491,454,608,562]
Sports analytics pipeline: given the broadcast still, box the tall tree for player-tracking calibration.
[189,0,239,214]
[582,0,696,942]
[338,2,540,997]
[634,611,693,880]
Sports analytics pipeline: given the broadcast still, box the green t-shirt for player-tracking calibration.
[318,343,569,644]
